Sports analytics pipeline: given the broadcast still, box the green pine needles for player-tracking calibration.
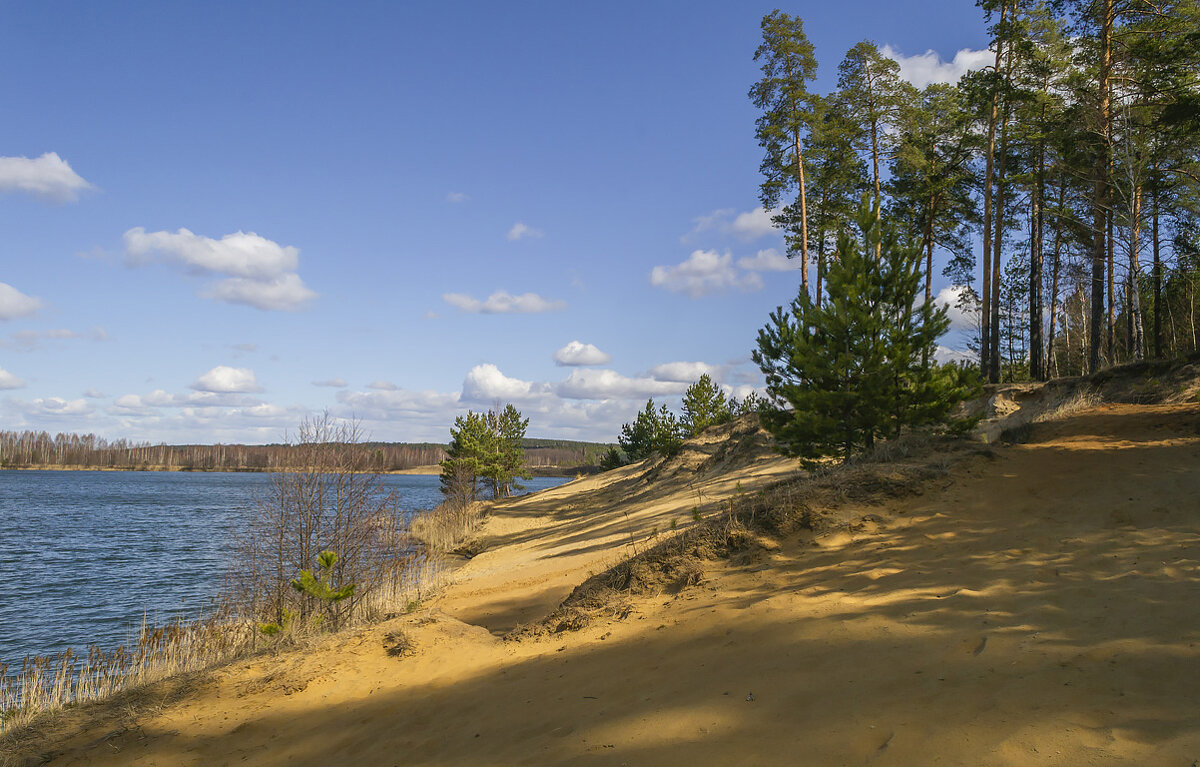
[754,198,980,462]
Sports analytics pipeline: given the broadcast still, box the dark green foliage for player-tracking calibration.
[681,374,732,436]
[485,404,532,498]
[440,404,532,502]
[598,446,627,472]
[754,198,978,462]
[619,399,685,461]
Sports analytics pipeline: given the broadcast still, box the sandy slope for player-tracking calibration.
[12,402,1200,766]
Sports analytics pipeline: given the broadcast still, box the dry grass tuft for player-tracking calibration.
[383,630,417,659]
[409,500,490,554]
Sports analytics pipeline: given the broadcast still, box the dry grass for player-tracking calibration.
[0,548,454,741]
[0,614,258,738]
[408,500,489,554]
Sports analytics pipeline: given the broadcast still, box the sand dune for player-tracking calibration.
[11,402,1200,766]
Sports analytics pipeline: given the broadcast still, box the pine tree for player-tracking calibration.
[439,411,492,506]
[485,404,531,498]
[754,198,976,462]
[750,10,818,295]
[681,374,731,436]
[619,399,684,461]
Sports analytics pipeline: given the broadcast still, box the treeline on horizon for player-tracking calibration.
[753,0,1200,383]
[0,430,612,472]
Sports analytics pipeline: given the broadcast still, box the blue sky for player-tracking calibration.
[0,1,989,443]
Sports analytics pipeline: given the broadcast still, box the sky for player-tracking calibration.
[0,1,992,444]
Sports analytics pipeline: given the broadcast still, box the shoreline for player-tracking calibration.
[0,464,588,477]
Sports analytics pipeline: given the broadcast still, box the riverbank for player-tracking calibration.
[2,464,590,477]
[9,401,1200,765]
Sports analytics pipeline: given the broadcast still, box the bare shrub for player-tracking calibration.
[227,413,408,634]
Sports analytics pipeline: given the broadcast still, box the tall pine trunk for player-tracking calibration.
[981,0,1008,380]
[1129,184,1145,360]
[1152,168,1162,358]
[1088,0,1113,373]
[1047,180,1066,377]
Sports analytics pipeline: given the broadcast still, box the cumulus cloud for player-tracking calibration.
[647,361,723,383]
[336,388,461,418]
[935,345,977,365]
[18,397,92,417]
[83,388,105,398]
[0,367,26,390]
[0,152,94,202]
[881,44,993,88]
[201,273,317,311]
[686,206,781,242]
[367,380,399,390]
[932,285,979,331]
[109,388,265,414]
[462,363,553,402]
[737,248,800,272]
[446,191,469,203]
[443,290,566,314]
[0,283,42,320]
[191,366,263,394]
[553,341,612,367]
[649,250,763,298]
[123,227,316,311]
[312,378,347,388]
[507,222,544,241]
[556,369,688,400]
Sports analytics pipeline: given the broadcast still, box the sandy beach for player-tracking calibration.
[9,401,1200,766]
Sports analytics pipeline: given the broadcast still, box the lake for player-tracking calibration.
[0,470,567,668]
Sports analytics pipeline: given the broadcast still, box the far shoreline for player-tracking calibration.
[0,464,591,478]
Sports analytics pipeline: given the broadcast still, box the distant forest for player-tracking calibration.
[0,430,611,473]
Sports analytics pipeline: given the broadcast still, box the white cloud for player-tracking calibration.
[124,227,297,278]
[312,378,347,388]
[507,222,544,241]
[446,191,469,203]
[0,152,94,202]
[647,361,723,383]
[123,227,316,311]
[553,341,612,367]
[556,369,687,400]
[202,273,317,312]
[0,283,43,320]
[18,397,92,417]
[367,380,399,390]
[83,388,106,398]
[233,342,259,353]
[932,285,979,331]
[881,45,993,88]
[443,290,566,314]
[736,248,800,272]
[336,388,461,418]
[462,363,552,403]
[934,345,977,365]
[109,388,266,414]
[686,206,781,242]
[649,250,763,298]
[730,207,779,239]
[0,367,26,390]
[191,366,263,394]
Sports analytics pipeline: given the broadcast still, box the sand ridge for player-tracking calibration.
[10,402,1200,766]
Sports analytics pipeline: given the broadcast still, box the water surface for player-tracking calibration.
[0,470,566,667]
